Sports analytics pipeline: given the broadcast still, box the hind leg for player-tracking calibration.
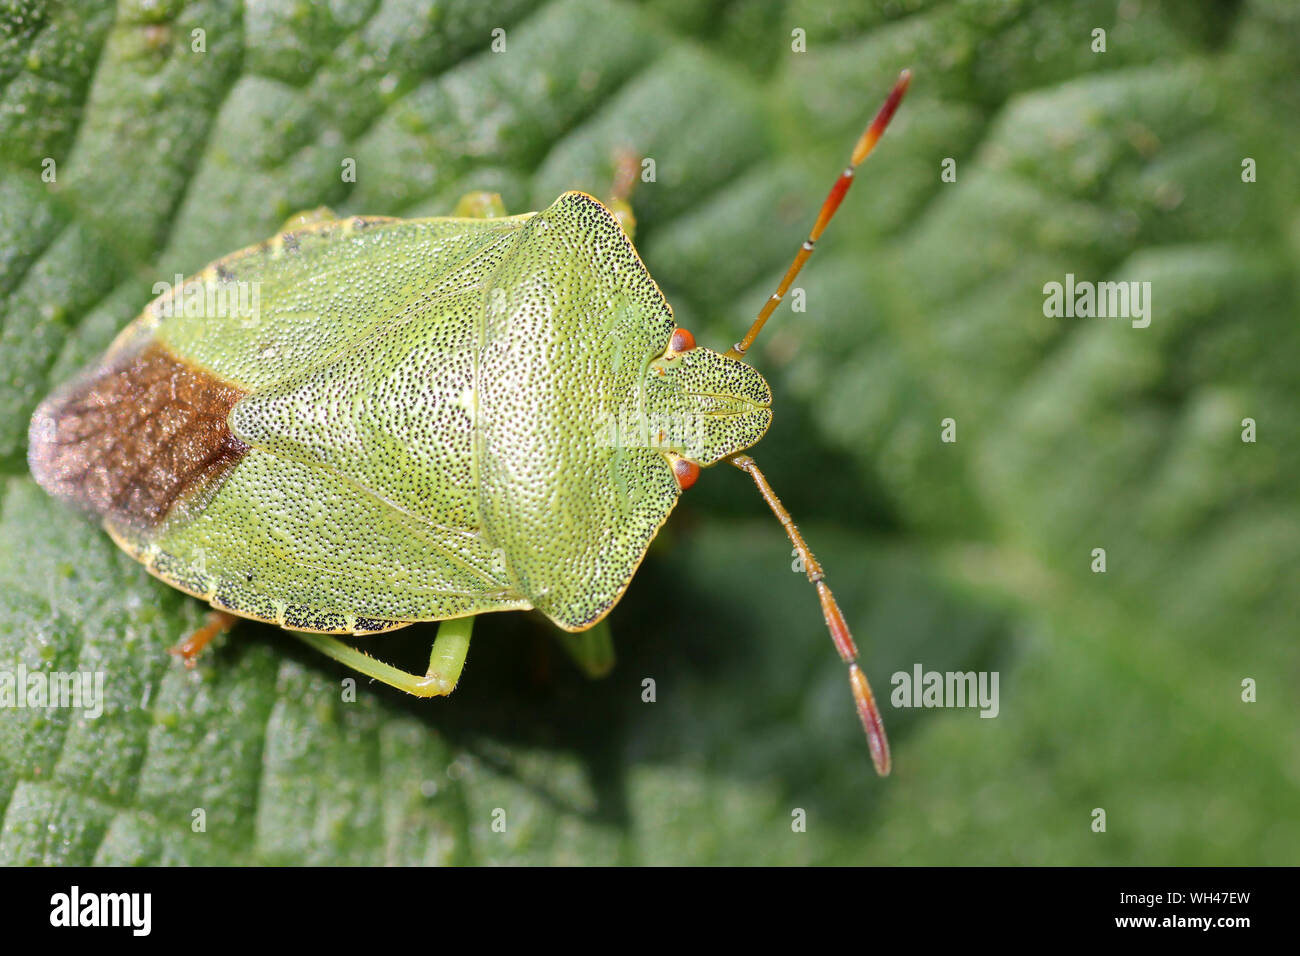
[552,619,616,679]
[295,615,474,697]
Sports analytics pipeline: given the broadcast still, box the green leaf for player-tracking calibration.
[2,0,1297,864]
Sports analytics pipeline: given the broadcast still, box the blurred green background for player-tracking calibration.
[1,0,1297,864]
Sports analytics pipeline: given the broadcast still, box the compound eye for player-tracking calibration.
[669,328,696,354]
[672,457,700,490]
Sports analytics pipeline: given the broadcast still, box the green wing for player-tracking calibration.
[107,212,531,390]
[108,449,530,634]
[98,212,539,633]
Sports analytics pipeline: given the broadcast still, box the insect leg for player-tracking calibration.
[293,615,475,698]
[552,618,616,679]
[168,610,237,669]
[728,453,891,776]
[451,191,509,218]
[605,148,641,240]
[277,206,339,233]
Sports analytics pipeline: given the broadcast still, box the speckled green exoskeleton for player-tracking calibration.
[28,73,911,776]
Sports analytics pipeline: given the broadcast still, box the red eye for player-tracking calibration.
[673,457,700,490]
[669,328,695,353]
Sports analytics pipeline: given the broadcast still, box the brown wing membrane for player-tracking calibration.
[28,341,249,530]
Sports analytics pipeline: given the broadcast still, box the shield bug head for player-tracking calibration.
[646,70,911,776]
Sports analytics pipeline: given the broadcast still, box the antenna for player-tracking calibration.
[725,69,911,361]
[729,453,891,775]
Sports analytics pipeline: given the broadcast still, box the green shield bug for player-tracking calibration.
[28,71,911,776]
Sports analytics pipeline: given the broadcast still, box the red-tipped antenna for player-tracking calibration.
[729,453,891,775]
[725,69,911,361]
